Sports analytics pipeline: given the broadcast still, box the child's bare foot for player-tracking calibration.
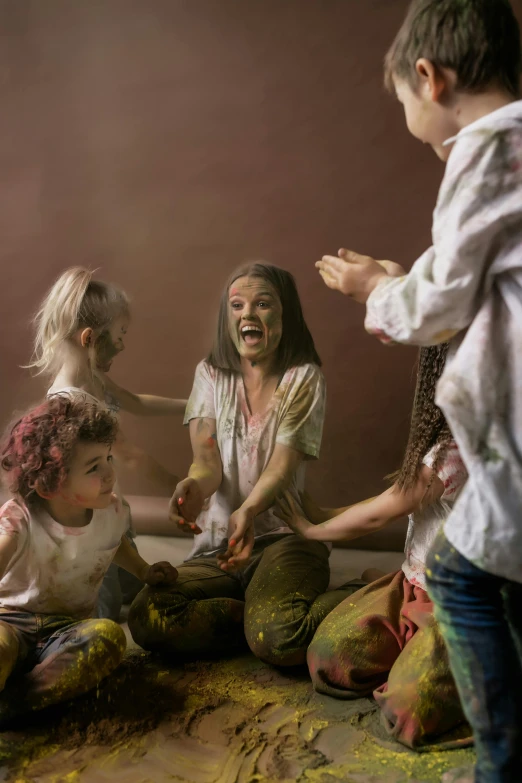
[361,568,386,583]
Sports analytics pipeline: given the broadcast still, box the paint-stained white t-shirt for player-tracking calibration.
[184,360,326,558]
[402,441,468,590]
[0,495,129,618]
[365,101,522,583]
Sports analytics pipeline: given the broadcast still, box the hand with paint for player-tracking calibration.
[144,560,179,587]
[316,248,405,303]
[275,491,313,536]
[217,506,255,573]
[169,477,203,534]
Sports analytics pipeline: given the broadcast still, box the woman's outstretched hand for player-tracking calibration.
[218,507,255,573]
[169,477,203,534]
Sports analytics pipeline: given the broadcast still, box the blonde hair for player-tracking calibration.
[26,267,130,376]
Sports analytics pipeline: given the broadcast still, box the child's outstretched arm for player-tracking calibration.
[112,430,180,495]
[299,489,374,524]
[111,534,178,586]
[104,376,187,416]
[277,464,444,542]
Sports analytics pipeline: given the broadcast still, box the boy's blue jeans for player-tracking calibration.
[426,531,522,783]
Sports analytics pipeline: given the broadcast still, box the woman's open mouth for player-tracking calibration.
[240,324,264,346]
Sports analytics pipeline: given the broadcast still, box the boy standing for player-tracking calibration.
[316,2,522,781]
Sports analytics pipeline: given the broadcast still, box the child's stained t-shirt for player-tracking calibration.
[0,494,129,619]
[364,100,522,583]
[402,441,468,590]
[184,360,326,559]
[47,385,120,414]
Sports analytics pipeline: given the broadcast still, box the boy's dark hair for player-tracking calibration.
[1,395,118,504]
[394,343,452,491]
[208,263,321,373]
[384,0,521,97]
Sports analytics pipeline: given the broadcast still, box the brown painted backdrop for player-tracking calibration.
[2,0,520,507]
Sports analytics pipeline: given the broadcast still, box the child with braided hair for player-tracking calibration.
[278,344,471,750]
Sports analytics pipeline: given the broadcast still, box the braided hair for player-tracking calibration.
[394,343,452,491]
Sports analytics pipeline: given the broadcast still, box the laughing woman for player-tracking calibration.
[128,263,350,664]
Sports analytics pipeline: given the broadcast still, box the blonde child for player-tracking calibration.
[278,343,472,750]
[315,1,522,778]
[27,267,186,620]
[0,395,176,723]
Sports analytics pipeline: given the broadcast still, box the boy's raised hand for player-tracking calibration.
[316,248,405,303]
[144,561,178,587]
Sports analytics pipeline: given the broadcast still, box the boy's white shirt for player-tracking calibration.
[0,494,129,618]
[365,100,522,583]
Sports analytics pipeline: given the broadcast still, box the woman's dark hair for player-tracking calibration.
[207,263,321,373]
[395,342,452,490]
[384,0,521,98]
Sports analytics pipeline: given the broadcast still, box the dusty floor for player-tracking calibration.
[0,540,475,783]
[0,648,475,783]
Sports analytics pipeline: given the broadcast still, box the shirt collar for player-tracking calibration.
[442,99,522,147]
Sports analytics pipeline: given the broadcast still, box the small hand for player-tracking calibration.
[299,489,327,525]
[376,259,407,278]
[169,477,203,534]
[315,248,390,303]
[275,491,311,535]
[144,561,179,587]
[217,507,255,573]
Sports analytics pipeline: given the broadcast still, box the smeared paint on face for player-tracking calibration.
[95,316,129,373]
[228,277,283,365]
[59,442,116,512]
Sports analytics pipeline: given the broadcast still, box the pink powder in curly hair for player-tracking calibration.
[1,395,118,504]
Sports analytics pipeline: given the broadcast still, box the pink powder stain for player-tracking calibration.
[230,288,239,296]
[206,437,215,447]
[59,491,87,507]
[62,525,88,536]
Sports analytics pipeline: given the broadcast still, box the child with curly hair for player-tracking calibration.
[0,395,177,722]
